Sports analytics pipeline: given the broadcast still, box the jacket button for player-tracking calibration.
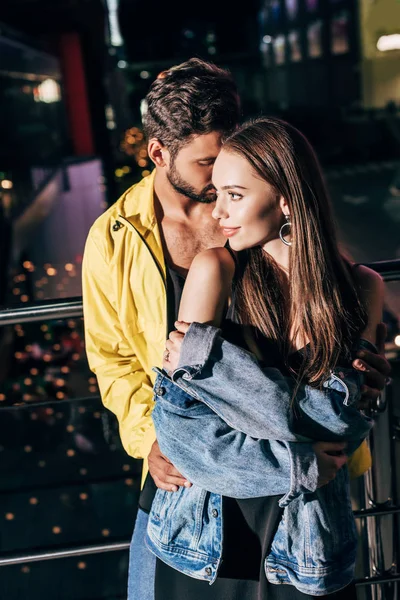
[211,509,218,518]
[112,220,123,231]
[157,387,166,397]
[205,567,212,576]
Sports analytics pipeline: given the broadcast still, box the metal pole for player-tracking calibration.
[0,541,130,566]
[0,298,83,326]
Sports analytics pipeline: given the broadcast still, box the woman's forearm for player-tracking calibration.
[172,323,373,446]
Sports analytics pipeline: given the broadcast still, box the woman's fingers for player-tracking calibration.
[174,321,190,333]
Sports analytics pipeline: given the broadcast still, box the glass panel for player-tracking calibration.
[0,314,141,598]
[288,31,302,62]
[331,10,350,55]
[273,35,286,65]
[285,0,298,21]
[307,20,323,58]
[305,0,318,11]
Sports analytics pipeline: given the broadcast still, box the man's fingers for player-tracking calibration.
[152,474,180,492]
[330,453,348,470]
[313,441,347,453]
[360,385,380,401]
[314,441,348,487]
[354,361,386,393]
[148,456,186,479]
[147,444,191,491]
[148,463,190,489]
[354,351,391,376]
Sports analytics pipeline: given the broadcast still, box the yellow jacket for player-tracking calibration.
[82,171,371,489]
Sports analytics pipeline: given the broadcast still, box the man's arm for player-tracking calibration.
[82,233,154,459]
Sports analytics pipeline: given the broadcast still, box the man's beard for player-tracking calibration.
[166,161,216,204]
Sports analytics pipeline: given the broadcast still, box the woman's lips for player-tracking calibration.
[221,227,240,237]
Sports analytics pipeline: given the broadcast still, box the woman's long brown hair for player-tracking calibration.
[224,117,367,386]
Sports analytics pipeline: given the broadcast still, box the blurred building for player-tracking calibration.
[257,0,400,163]
[258,0,400,111]
[359,0,400,109]
[258,0,362,111]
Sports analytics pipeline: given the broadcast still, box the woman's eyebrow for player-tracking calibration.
[220,185,248,190]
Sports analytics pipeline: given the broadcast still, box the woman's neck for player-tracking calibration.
[262,238,290,274]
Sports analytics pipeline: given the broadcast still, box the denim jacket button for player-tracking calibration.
[211,509,218,518]
[157,387,166,396]
[205,567,212,576]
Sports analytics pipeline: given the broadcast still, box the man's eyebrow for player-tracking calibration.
[195,156,217,161]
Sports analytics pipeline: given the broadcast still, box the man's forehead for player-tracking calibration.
[181,132,223,158]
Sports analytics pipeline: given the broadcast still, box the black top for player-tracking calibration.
[142,253,355,599]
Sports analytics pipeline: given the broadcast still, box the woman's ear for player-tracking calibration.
[148,138,169,167]
[279,195,290,217]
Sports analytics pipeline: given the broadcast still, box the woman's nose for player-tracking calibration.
[212,197,229,220]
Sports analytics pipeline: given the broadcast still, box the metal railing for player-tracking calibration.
[0,258,399,597]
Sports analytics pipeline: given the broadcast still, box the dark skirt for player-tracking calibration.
[154,494,357,600]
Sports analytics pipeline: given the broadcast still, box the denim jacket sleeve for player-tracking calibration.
[152,371,319,506]
[172,323,374,454]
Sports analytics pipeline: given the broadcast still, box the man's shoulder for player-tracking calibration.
[89,183,135,236]
[87,173,155,249]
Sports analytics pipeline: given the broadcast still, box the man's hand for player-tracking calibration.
[313,441,348,487]
[148,440,192,492]
[352,323,391,409]
[163,321,190,372]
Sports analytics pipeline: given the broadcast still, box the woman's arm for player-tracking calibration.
[177,247,235,326]
[354,265,385,345]
[167,266,384,443]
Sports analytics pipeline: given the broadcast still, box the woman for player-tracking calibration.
[147,118,384,599]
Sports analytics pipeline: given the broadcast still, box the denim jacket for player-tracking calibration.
[146,323,375,595]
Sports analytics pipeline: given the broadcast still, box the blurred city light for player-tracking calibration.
[35,79,61,103]
[106,0,124,47]
[1,179,13,189]
[377,34,400,52]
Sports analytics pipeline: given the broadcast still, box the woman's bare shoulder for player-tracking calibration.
[353,264,384,343]
[190,246,236,280]
[353,264,384,300]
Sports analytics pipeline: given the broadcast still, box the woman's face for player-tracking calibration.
[212,149,284,251]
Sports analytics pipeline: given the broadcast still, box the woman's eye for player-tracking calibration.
[228,191,242,201]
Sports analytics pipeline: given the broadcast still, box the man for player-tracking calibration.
[82,58,390,599]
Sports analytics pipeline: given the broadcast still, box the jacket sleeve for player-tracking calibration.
[82,233,155,459]
[172,323,373,452]
[152,378,319,506]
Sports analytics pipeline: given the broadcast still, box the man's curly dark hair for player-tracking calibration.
[143,58,241,158]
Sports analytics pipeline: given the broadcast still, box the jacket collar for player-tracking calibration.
[121,169,157,230]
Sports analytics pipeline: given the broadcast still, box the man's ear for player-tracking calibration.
[148,138,169,167]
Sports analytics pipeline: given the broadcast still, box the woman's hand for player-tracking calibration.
[163,321,191,373]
